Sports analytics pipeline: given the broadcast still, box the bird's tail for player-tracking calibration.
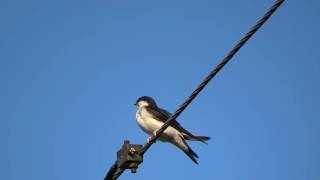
[184,134,211,144]
[183,146,199,164]
[173,135,199,164]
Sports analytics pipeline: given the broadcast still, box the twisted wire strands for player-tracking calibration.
[105,1,285,179]
[141,0,285,156]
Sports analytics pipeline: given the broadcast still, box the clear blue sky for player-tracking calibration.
[1,0,319,179]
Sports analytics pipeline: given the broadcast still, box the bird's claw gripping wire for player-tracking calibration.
[147,131,158,143]
[147,136,152,143]
[153,130,158,137]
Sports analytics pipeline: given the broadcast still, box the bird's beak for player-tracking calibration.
[133,103,137,106]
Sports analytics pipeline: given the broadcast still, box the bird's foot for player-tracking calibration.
[147,136,155,143]
[153,130,158,137]
[146,131,159,143]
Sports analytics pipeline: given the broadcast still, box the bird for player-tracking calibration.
[134,96,210,164]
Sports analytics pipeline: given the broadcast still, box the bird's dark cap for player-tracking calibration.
[134,96,157,107]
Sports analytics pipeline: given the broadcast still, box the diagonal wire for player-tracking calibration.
[104,161,126,180]
[104,161,118,180]
[140,0,285,155]
[105,0,285,179]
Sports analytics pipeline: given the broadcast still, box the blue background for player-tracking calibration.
[1,0,319,179]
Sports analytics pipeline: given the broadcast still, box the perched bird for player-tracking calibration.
[134,96,210,164]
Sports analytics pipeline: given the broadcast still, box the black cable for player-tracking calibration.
[140,0,285,155]
[104,161,126,180]
[104,161,117,180]
[105,0,285,179]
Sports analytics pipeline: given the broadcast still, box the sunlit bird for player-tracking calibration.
[134,96,210,164]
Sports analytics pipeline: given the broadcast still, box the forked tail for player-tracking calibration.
[184,134,210,144]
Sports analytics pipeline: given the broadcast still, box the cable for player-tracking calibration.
[105,0,285,179]
[104,161,118,180]
[140,0,285,155]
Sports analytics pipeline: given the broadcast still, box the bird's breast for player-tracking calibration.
[136,107,160,134]
[135,107,179,141]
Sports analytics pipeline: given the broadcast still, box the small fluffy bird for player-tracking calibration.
[134,96,210,164]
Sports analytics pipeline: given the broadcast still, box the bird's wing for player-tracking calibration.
[144,106,170,122]
[145,106,198,139]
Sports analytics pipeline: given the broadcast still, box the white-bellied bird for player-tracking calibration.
[134,96,210,164]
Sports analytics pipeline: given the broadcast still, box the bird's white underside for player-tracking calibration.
[136,107,181,142]
[135,104,190,153]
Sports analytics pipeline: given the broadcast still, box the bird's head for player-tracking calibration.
[134,96,157,108]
